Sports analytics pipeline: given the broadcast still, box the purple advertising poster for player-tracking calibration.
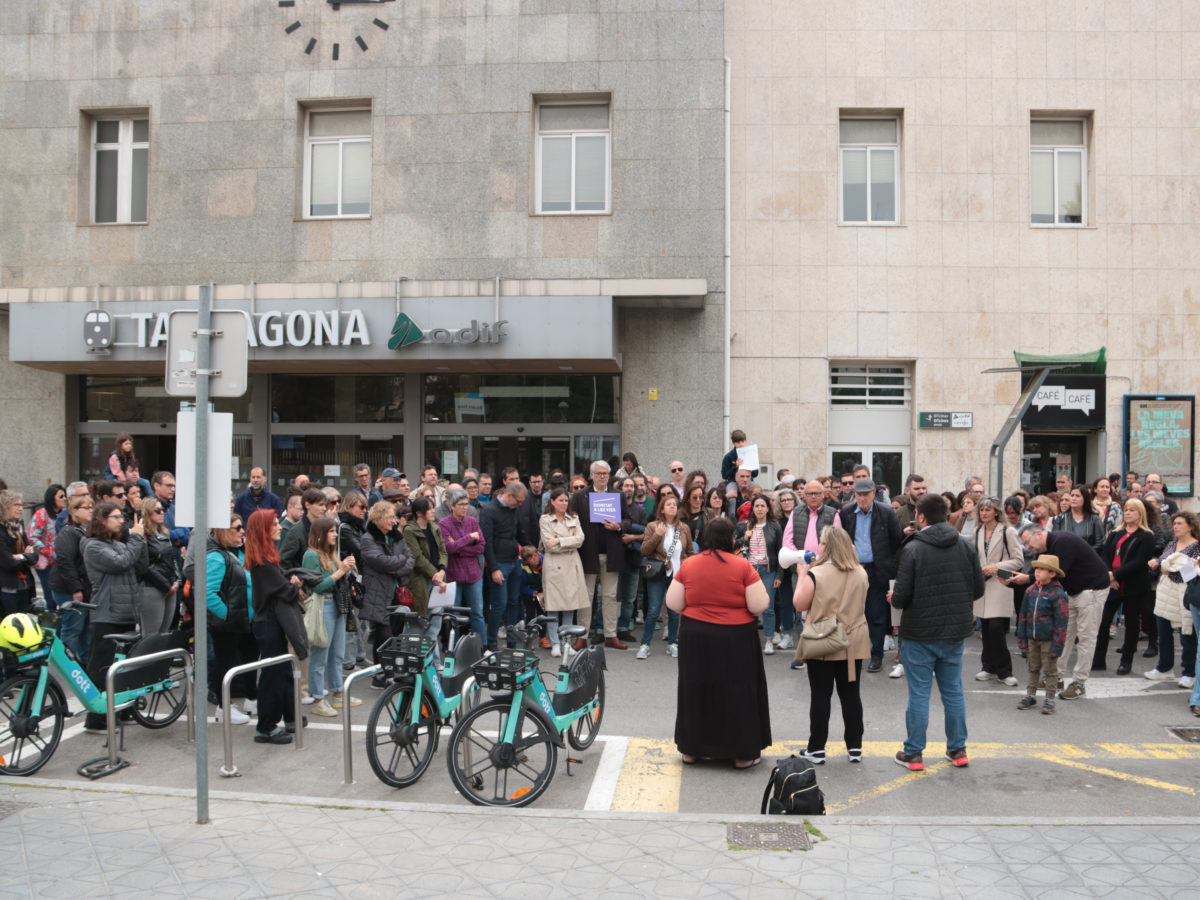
[588,492,621,524]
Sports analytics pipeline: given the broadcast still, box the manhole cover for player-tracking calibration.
[727,822,811,851]
[1167,726,1200,743]
[0,801,33,822]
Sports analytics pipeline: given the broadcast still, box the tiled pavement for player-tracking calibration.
[1,780,1197,898]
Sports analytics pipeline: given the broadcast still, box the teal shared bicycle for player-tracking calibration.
[445,614,605,807]
[365,605,484,788]
[0,602,188,777]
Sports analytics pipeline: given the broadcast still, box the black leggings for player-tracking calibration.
[806,658,864,752]
[370,617,394,662]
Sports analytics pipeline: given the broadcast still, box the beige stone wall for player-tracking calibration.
[727,0,1200,494]
[0,313,67,503]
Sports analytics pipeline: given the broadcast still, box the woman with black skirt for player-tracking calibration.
[666,516,771,768]
[1093,498,1158,675]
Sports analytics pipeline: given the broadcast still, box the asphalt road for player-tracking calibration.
[10,629,1200,818]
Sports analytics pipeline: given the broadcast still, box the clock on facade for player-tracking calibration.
[277,0,394,60]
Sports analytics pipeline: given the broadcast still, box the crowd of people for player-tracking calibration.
[1,430,1197,767]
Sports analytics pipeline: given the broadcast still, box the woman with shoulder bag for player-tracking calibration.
[974,496,1023,686]
[360,502,415,689]
[28,484,65,604]
[205,514,257,725]
[637,492,693,660]
[338,493,369,671]
[0,490,37,619]
[403,496,449,639]
[792,526,869,765]
[736,495,784,654]
[80,500,148,732]
[244,510,308,744]
[50,495,94,662]
[302,516,358,717]
[138,496,179,635]
[539,487,589,655]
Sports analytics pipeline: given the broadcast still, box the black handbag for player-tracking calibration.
[1184,578,1200,610]
[641,558,666,580]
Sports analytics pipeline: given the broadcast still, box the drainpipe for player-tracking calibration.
[494,273,501,323]
[723,56,732,450]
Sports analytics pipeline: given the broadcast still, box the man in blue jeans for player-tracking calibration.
[480,481,527,651]
[889,493,985,771]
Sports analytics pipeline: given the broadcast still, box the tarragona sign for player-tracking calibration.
[128,309,508,349]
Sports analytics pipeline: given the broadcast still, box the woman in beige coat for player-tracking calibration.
[973,496,1023,686]
[539,487,589,656]
[793,526,869,765]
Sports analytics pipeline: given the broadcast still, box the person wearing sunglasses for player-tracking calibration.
[136,496,179,635]
[79,499,149,733]
[666,461,688,502]
[205,514,258,725]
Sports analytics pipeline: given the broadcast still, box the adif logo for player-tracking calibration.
[388,313,424,350]
[388,313,508,349]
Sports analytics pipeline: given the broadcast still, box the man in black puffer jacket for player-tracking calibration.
[889,493,985,773]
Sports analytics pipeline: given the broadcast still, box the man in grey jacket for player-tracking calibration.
[889,493,985,772]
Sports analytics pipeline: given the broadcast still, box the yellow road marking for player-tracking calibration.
[610,737,682,812]
[1035,755,1197,795]
[824,761,949,815]
[757,741,1200,760]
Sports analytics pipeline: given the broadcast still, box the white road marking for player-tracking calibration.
[583,735,628,811]
[973,680,1187,699]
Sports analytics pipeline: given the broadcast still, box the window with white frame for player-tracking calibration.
[536,102,610,214]
[1030,119,1086,225]
[305,108,371,218]
[839,117,899,224]
[91,116,149,224]
[829,364,912,408]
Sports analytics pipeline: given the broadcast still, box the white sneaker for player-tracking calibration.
[310,699,338,717]
[1179,675,1195,689]
[668,643,679,658]
[777,634,794,651]
[1001,675,1019,687]
[763,640,775,655]
[550,645,561,658]
[974,671,995,682]
[242,699,257,716]
[883,635,896,652]
[300,694,315,706]
[215,705,249,725]
[1144,668,1174,681]
[889,663,904,678]
[636,644,650,660]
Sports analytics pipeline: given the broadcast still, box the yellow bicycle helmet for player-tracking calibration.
[0,613,44,653]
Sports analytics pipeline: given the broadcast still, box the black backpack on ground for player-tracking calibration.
[760,755,825,815]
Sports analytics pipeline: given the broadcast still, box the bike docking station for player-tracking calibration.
[341,664,382,785]
[79,647,195,780]
[218,653,303,777]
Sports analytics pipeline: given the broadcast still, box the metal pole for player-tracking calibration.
[194,284,211,823]
[986,366,1061,498]
[342,664,381,784]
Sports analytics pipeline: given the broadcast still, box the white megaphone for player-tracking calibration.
[778,546,817,570]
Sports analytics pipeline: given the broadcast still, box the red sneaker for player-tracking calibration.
[894,750,924,771]
[945,748,970,768]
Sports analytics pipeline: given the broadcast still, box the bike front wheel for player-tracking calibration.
[365,682,439,788]
[566,669,605,752]
[446,699,558,807]
[0,672,66,776]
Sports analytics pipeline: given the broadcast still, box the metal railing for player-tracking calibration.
[219,652,302,777]
[79,647,194,780]
[342,664,381,784]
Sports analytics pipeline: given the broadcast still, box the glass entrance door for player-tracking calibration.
[1021,435,1087,496]
[830,446,908,499]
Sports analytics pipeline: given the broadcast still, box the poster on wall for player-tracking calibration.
[1124,395,1195,498]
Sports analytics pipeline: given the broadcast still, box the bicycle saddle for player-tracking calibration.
[103,631,142,646]
[558,625,587,638]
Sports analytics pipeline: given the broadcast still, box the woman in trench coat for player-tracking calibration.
[539,487,589,656]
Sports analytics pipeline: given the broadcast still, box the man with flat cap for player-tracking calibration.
[840,477,904,672]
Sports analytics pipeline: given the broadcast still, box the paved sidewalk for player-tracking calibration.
[2,779,1198,898]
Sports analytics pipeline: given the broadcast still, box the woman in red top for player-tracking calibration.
[666,516,771,768]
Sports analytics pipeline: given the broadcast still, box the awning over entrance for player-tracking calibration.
[1013,347,1107,375]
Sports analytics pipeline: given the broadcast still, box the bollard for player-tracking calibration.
[219,652,300,777]
[341,664,382,784]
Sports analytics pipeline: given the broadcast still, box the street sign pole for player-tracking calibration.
[193,284,212,825]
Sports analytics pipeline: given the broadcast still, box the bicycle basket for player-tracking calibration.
[471,648,539,691]
[0,633,53,668]
[377,634,438,677]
